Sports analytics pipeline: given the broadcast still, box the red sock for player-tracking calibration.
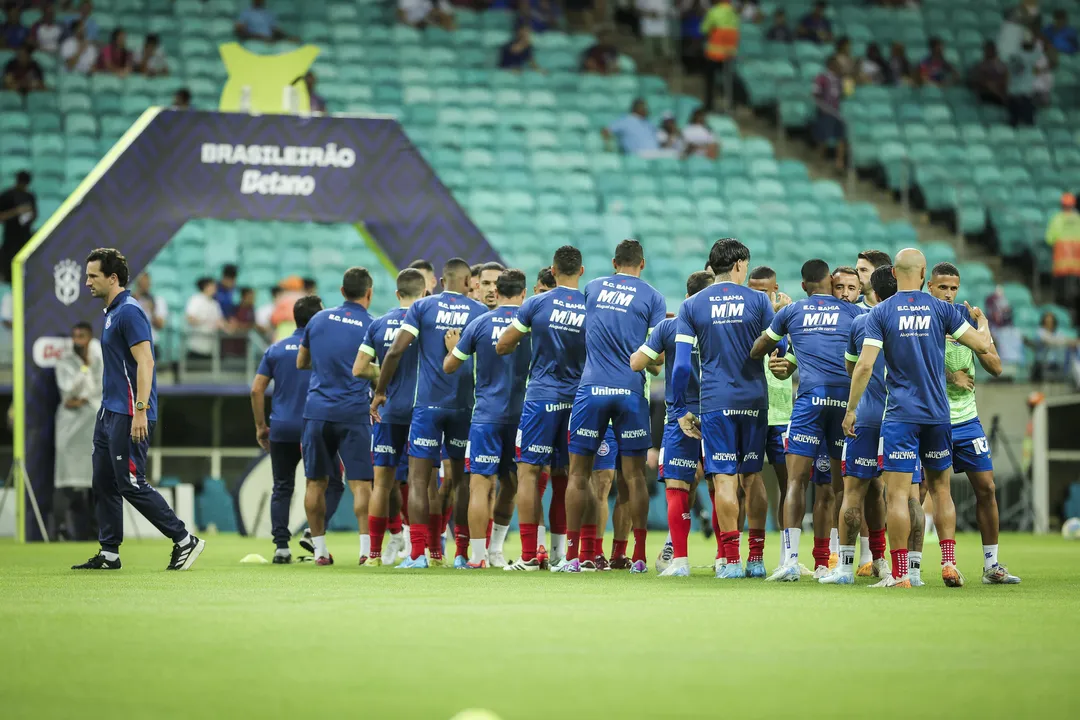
[538,471,549,497]
[454,524,469,559]
[940,538,956,565]
[632,528,647,563]
[485,518,493,548]
[666,488,691,559]
[813,537,830,569]
[748,528,765,563]
[612,539,628,559]
[520,523,538,561]
[387,513,402,535]
[891,548,909,578]
[409,523,428,560]
[428,514,443,559]
[567,530,580,560]
[580,524,597,561]
[549,474,568,534]
[869,529,886,560]
[721,531,741,564]
[368,515,387,557]
[441,505,452,535]
[400,483,409,524]
[711,505,723,558]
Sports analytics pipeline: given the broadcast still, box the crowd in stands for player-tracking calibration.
[603,97,718,158]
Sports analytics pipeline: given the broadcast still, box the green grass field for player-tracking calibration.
[2,532,1078,719]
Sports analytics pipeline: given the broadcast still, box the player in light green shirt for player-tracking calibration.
[929,263,1020,584]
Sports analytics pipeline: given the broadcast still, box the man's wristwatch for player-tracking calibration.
[135,401,147,412]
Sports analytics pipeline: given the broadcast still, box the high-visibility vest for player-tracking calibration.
[702,5,740,62]
[1047,211,1080,277]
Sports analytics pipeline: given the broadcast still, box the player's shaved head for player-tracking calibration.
[893,248,927,291]
[870,265,897,302]
[396,268,427,300]
[553,245,582,277]
[686,271,713,297]
[613,239,645,270]
[293,295,323,328]
[496,268,527,300]
[442,257,472,293]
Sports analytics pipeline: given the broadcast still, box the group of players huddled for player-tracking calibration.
[252,237,1021,588]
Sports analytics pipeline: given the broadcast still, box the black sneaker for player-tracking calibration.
[166,535,206,571]
[72,553,121,570]
[272,553,292,565]
[298,528,315,555]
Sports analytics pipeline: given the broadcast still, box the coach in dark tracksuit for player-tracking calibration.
[251,294,344,563]
[73,248,205,571]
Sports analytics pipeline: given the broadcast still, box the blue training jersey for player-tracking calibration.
[453,305,531,425]
[676,281,774,412]
[581,274,667,395]
[512,286,587,403]
[864,290,971,425]
[641,316,700,419]
[844,314,886,428]
[302,301,373,422]
[766,295,864,396]
[100,290,158,420]
[401,291,488,410]
[256,328,309,442]
[360,306,418,426]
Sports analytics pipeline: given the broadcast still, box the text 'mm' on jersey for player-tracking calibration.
[453,305,531,424]
[360,306,418,426]
[302,301,375,422]
[580,273,667,395]
[766,295,864,395]
[676,281,774,411]
[401,291,488,409]
[512,287,587,403]
[864,290,971,424]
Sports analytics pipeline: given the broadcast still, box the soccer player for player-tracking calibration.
[469,263,483,302]
[297,268,378,565]
[752,259,864,582]
[672,239,778,578]
[588,427,620,570]
[444,269,530,568]
[843,249,993,587]
[927,263,1020,584]
[498,246,587,571]
[832,266,861,304]
[535,267,556,294]
[631,270,714,576]
[475,261,505,310]
[374,258,487,568]
[566,240,666,574]
[354,269,427,565]
[408,259,438,296]
[73,248,204,571]
[827,265,862,564]
[855,250,892,309]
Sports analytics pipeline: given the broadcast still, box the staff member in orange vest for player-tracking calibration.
[701,0,740,112]
[1046,192,1080,310]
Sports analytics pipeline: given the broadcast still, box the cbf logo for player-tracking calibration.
[54,259,81,306]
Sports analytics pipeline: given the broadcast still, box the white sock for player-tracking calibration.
[779,535,787,566]
[552,533,567,558]
[783,528,801,566]
[925,515,936,535]
[177,533,191,547]
[829,528,839,554]
[490,523,510,553]
[858,535,871,565]
[312,535,328,558]
[983,544,999,570]
[101,550,119,561]
[469,538,488,564]
[537,524,547,549]
[359,534,371,558]
[839,544,855,573]
[275,548,291,558]
[909,551,922,575]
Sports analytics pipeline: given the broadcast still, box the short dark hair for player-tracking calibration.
[86,248,130,287]
[832,265,859,279]
[687,271,713,297]
[553,245,582,276]
[396,268,427,299]
[870,266,897,302]
[196,276,214,291]
[239,286,254,296]
[801,259,830,284]
[857,250,892,269]
[444,257,472,284]
[222,264,238,279]
[270,286,283,298]
[707,238,750,275]
[302,277,316,291]
[470,263,483,278]
[145,33,160,44]
[613,239,644,268]
[931,262,960,278]
[342,266,372,300]
[480,261,505,274]
[408,259,435,273]
[293,295,323,328]
[72,321,93,334]
[496,269,527,299]
[16,170,31,186]
[174,87,191,104]
[536,267,556,288]
[748,265,776,281]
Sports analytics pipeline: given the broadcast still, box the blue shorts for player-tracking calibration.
[951,418,993,474]
[700,409,767,476]
[372,422,409,468]
[568,386,651,457]
[516,399,572,468]
[302,419,373,481]
[395,452,409,482]
[466,422,517,477]
[811,453,833,485]
[766,425,787,466]
[409,406,470,461]
[593,426,620,472]
[880,420,952,473]
[659,420,700,481]
[841,425,882,480]
[786,386,848,461]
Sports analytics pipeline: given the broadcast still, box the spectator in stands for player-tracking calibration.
[515,0,559,33]
[1046,192,1080,308]
[98,27,133,76]
[984,285,1024,372]
[737,0,763,23]
[59,19,98,75]
[302,277,317,295]
[565,0,596,32]
[1029,311,1079,382]
[683,107,720,159]
[581,28,619,74]
[397,0,456,30]
[235,0,298,42]
[223,287,256,358]
[65,1,99,43]
[919,36,959,86]
[812,55,846,173]
[53,320,101,541]
[1005,30,1043,126]
[31,4,63,54]
[833,35,856,82]
[887,41,914,85]
[1008,0,1043,38]
[305,71,326,112]
[216,263,239,318]
[3,45,45,93]
[657,113,685,154]
[185,277,225,361]
[638,0,674,65]
[172,87,191,110]
[1044,10,1077,56]
[970,41,1009,106]
[602,97,662,156]
[859,42,887,84]
[796,1,832,45]
[765,9,792,43]
[499,24,542,72]
[134,33,169,77]
[700,0,740,111]
[133,273,168,358]
[0,170,35,283]
[0,4,29,50]
[255,285,281,339]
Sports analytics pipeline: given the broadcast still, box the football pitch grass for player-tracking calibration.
[2,532,1078,719]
